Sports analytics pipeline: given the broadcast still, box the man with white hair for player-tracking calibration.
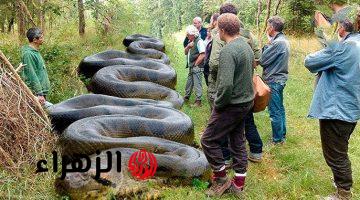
[184,25,206,107]
[183,17,207,47]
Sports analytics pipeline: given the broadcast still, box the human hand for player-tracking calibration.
[187,42,194,48]
[38,96,46,105]
[314,11,331,28]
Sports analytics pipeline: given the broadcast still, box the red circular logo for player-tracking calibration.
[128,149,157,180]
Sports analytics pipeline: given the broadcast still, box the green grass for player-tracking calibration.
[0,30,359,199]
[160,33,360,199]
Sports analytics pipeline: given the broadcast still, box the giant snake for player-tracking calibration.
[49,34,210,199]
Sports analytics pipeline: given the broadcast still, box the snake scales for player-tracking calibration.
[49,34,209,199]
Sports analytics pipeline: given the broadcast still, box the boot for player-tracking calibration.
[192,100,202,107]
[205,176,231,198]
[322,188,352,200]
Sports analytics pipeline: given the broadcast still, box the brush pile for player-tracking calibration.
[0,52,55,171]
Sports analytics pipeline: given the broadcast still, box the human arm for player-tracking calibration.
[195,53,205,66]
[304,45,336,73]
[259,42,286,68]
[248,32,262,62]
[208,36,225,73]
[183,37,189,48]
[184,41,194,55]
[194,39,206,66]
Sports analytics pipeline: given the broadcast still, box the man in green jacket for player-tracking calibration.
[20,27,51,107]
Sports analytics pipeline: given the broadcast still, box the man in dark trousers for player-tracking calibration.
[201,13,254,198]
[209,3,264,164]
[305,20,360,200]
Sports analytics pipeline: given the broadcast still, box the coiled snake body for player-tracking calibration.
[50,34,209,199]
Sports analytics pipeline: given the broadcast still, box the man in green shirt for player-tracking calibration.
[20,27,51,107]
[201,13,254,198]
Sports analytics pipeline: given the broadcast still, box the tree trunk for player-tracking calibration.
[0,19,5,33]
[78,0,85,36]
[256,0,263,47]
[94,0,99,20]
[274,0,282,15]
[39,0,45,30]
[19,0,36,27]
[263,0,272,33]
[102,15,111,35]
[16,0,26,37]
[8,17,14,33]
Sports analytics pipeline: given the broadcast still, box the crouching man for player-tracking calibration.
[200,13,254,198]
[305,19,360,200]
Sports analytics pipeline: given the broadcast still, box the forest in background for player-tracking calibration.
[1,0,360,39]
[1,0,358,105]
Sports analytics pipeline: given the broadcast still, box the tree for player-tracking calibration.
[39,0,46,31]
[78,0,85,36]
[16,0,26,37]
[263,0,272,32]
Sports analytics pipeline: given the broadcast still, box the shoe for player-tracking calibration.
[271,140,285,146]
[321,188,352,200]
[183,96,189,103]
[192,100,202,107]
[228,181,245,199]
[205,176,232,198]
[248,152,262,163]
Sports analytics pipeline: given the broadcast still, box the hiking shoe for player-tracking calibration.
[228,181,245,199]
[205,176,231,198]
[321,188,352,200]
[183,96,190,103]
[192,100,202,107]
[248,152,262,163]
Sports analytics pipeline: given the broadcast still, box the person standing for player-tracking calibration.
[201,13,254,198]
[20,27,52,108]
[203,27,214,87]
[260,16,290,145]
[183,25,205,107]
[183,17,207,48]
[305,20,360,200]
[209,3,264,164]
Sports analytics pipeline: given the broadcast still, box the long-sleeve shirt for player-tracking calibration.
[215,37,254,110]
[20,45,50,95]
[304,33,360,123]
[259,32,290,84]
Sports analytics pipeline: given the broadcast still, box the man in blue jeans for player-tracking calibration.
[260,16,290,144]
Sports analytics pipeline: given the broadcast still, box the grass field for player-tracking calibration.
[160,33,360,200]
[1,31,359,200]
